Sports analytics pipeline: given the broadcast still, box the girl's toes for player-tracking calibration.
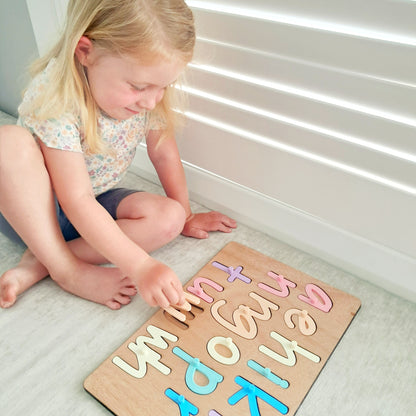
[114,294,132,305]
[121,276,135,286]
[106,299,122,310]
[0,299,14,308]
[121,286,137,297]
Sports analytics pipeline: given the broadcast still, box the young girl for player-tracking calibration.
[0,0,236,310]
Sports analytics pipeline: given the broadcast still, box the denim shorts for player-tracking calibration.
[0,187,140,245]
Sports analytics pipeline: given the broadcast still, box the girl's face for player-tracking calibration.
[76,38,185,120]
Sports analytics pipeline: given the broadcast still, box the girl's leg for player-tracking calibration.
[60,192,186,263]
[1,190,186,306]
[0,125,136,309]
[0,249,49,308]
[0,193,185,308]
[116,192,186,251]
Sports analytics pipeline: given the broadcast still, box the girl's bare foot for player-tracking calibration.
[0,249,137,310]
[0,249,48,308]
[53,262,138,310]
[0,272,20,308]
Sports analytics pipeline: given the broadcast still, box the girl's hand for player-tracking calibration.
[135,257,185,309]
[181,212,237,239]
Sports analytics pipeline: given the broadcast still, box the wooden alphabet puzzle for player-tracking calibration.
[84,242,361,415]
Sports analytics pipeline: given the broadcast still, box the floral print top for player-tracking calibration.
[17,60,161,196]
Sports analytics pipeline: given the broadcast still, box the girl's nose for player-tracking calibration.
[137,88,165,111]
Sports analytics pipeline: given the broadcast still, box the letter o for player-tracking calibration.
[207,336,240,365]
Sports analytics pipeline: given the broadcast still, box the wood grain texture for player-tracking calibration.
[84,242,361,416]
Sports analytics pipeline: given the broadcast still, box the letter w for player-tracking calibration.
[112,325,178,378]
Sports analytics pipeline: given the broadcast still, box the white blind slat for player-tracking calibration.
[190,0,416,40]
[181,1,416,260]
[187,67,416,159]
[179,119,416,257]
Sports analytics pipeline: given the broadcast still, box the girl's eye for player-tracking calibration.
[130,84,146,92]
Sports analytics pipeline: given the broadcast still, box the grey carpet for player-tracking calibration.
[0,171,415,415]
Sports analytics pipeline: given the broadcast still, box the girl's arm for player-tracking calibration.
[146,130,237,239]
[39,141,184,308]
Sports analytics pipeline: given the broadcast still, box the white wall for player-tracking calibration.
[26,0,67,56]
[0,0,38,115]
[25,0,416,302]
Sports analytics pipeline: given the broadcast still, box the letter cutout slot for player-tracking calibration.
[211,292,279,339]
[173,347,224,395]
[165,388,198,416]
[112,325,178,379]
[229,376,289,416]
[259,331,320,366]
[84,241,361,416]
[298,284,333,312]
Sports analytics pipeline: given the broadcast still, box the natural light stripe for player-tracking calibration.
[182,85,416,164]
[184,110,416,196]
[187,0,416,46]
[189,63,416,129]
[195,37,416,89]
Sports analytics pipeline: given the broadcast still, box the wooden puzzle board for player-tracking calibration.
[84,242,361,416]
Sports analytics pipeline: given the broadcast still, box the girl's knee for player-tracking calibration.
[145,196,186,240]
[118,193,186,241]
[160,198,186,239]
[0,125,33,144]
[170,198,187,225]
[0,125,41,169]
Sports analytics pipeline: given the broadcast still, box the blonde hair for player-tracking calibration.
[23,0,195,153]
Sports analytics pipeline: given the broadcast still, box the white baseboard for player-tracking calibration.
[132,145,416,303]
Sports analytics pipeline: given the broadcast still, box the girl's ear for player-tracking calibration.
[75,36,94,66]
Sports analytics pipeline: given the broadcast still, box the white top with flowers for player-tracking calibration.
[18,60,160,196]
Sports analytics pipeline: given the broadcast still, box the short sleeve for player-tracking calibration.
[16,58,83,153]
[18,113,83,152]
